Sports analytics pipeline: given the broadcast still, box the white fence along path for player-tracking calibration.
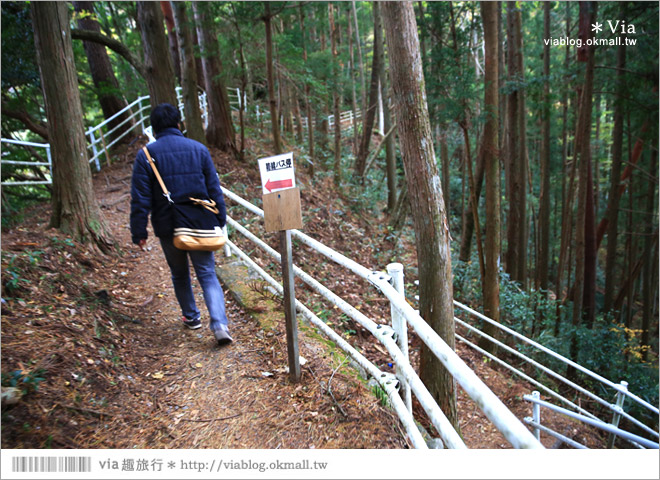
[2,90,658,450]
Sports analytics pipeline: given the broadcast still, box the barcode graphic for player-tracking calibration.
[12,456,92,473]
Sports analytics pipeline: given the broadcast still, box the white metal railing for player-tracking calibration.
[2,86,213,183]
[220,186,543,449]
[328,108,362,129]
[524,392,659,449]
[85,95,150,171]
[0,139,52,186]
[451,300,659,448]
[227,87,246,112]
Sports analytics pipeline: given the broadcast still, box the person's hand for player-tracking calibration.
[138,239,147,251]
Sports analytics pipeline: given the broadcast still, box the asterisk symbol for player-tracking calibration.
[592,22,603,33]
[167,461,176,469]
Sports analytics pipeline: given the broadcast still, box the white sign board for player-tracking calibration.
[258,152,296,194]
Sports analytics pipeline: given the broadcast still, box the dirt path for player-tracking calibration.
[1,147,406,449]
[2,141,606,450]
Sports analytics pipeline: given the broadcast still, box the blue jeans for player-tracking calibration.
[159,236,229,333]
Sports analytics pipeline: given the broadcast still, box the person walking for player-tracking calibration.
[130,103,233,346]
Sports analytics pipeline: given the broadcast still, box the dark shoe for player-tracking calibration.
[182,317,202,330]
[214,328,233,346]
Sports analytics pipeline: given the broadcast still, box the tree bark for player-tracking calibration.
[1,102,49,140]
[31,1,114,253]
[137,1,178,108]
[641,148,657,359]
[351,1,367,126]
[379,24,397,213]
[573,2,598,330]
[458,147,485,262]
[73,1,133,142]
[172,1,205,144]
[229,3,248,159]
[537,1,551,293]
[160,1,181,83]
[355,3,382,180]
[263,3,282,154]
[71,28,147,80]
[329,3,342,187]
[504,1,528,285]
[193,1,236,154]
[479,1,501,354]
[382,1,458,431]
[299,3,315,174]
[603,30,627,310]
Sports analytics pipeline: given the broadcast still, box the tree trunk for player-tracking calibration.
[348,8,359,155]
[31,1,114,253]
[354,4,382,180]
[299,3,315,174]
[229,3,248,159]
[351,1,367,127]
[329,3,342,187]
[537,1,551,293]
[263,3,282,154]
[604,39,626,310]
[160,1,181,83]
[382,1,458,431]
[479,1,500,354]
[172,1,205,144]
[504,1,527,285]
[73,1,133,142]
[440,129,450,216]
[193,1,236,154]
[458,147,485,262]
[379,26,397,213]
[641,148,657,359]
[573,1,598,330]
[137,1,178,108]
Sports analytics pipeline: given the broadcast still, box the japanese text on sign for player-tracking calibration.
[258,152,296,194]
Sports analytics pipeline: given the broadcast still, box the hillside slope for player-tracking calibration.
[1,135,605,449]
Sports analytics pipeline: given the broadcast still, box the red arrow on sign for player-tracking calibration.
[265,178,293,192]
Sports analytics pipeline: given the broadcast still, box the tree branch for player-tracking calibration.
[71,28,147,78]
[1,101,49,140]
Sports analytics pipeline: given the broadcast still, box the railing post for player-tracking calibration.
[139,98,146,134]
[387,262,412,413]
[531,391,541,441]
[607,381,628,448]
[201,92,208,128]
[88,131,101,171]
[46,145,53,184]
[223,225,231,258]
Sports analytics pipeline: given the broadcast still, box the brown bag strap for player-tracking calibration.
[190,197,219,214]
[142,146,173,203]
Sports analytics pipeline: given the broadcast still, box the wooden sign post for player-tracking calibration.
[258,153,302,382]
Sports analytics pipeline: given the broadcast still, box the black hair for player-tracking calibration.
[150,103,181,134]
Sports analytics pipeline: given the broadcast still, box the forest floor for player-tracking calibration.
[1,133,607,449]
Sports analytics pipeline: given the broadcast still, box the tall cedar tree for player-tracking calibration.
[31,1,114,252]
[73,1,133,141]
[479,1,501,353]
[262,2,282,154]
[172,1,206,144]
[603,7,626,311]
[329,3,342,186]
[354,3,382,180]
[572,1,598,331]
[537,1,551,293]
[137,1,178,108]
[381,1,459,431]
[192,1,236,154]
[160,1,181,83]
[504,1,528,285]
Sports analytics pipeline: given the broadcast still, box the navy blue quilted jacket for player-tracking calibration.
[130,128,226,245]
